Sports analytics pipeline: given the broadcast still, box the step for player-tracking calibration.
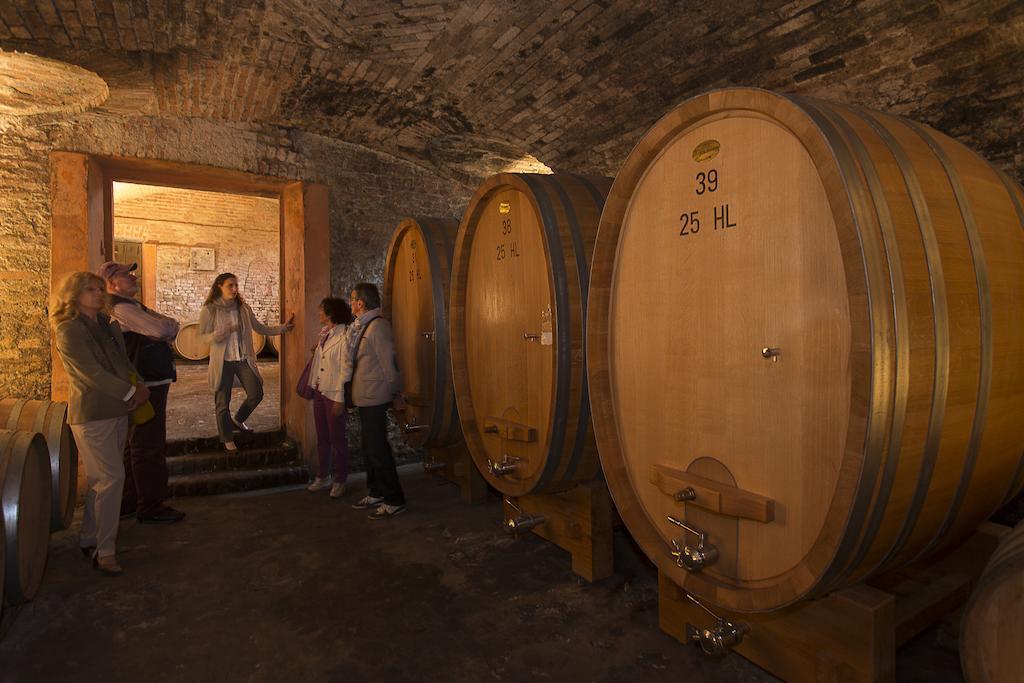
[166,444,300,476]
[167,430,287,456]
[168,465,309,498]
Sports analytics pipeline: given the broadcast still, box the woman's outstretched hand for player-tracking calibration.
[284,313,296,332]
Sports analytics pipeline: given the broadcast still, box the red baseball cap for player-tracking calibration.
[97,261,137,281]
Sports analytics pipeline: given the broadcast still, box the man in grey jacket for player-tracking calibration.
[347,282,407,519]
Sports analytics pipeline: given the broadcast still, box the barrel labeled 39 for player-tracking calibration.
[587,88,1024,612]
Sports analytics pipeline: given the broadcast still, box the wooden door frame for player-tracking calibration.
[49,152,328,462]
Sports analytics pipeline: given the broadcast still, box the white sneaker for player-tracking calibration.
[307,476,333,492]
[351,495,384,510]
[368,503,407,520]
[329,482,346,498]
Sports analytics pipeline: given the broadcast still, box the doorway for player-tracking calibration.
[49,153,329,462]
[111,182,283,441]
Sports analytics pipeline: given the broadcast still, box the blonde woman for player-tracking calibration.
[199,272,294,451]
[51,271,150,575]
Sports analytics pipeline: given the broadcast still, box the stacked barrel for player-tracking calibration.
[961,521,1024,682]
[174,323,267,360]
[0,399,77,609]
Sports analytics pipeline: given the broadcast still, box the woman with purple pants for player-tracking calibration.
[306,297,353,498]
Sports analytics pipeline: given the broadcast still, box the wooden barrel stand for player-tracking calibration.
[422,441,488,505]
[658,523,1008,683]
[450,173,614,580]
[503,480,614,582]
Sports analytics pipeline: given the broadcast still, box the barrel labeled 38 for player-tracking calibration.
[450,173,611,498]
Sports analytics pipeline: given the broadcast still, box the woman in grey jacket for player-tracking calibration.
[199,272,293,451]
[52,271,150,575]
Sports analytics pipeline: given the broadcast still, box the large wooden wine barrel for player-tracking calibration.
[451,173,611,497]
[174,321,210,360]
[0,429,52,605]
[961,522,1024,682]
[383,217,462,449]
[587,88,1024,613]
[0,399,77,531]
[268,334,280,356]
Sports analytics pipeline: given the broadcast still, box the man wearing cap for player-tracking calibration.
[101,261,186,524]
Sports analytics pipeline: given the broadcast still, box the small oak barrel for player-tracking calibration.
[383,217,462,449]
[587,88,1024,612]
[251,330,266,355]
[450,173,611,497]
[961,522,1024,683]
[174,321,210,360]
[0,429,52,606]
[0,399,77,531]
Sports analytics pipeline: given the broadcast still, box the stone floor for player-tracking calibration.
[0,467,970,682]
[166,360,281,441]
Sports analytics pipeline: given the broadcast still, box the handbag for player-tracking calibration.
[127,372,155,425]
[343,318,378,408]
[296,355,317,400]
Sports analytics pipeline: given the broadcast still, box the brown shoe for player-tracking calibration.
[93,554,123,576]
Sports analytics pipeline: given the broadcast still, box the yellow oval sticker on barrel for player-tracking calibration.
[499,201,511,214]
[692,139,720,162]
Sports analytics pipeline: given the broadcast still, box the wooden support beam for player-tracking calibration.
[141,242,158,309]
[281,182,330,466]
[49,152,108,402]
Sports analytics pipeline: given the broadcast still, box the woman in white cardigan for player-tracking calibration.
[306,297,354,498]
[199,272,294,451]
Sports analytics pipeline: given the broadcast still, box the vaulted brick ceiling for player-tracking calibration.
[2,0,1022,181]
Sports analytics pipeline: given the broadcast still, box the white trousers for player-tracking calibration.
[70,415,130,557]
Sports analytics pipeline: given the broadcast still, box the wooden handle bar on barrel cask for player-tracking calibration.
[0,399,77,531]
[0,429,52,606]
[450,173,615,580]
[586,88,1024,675]
[961,520,1024,683]
[382,216,486,504]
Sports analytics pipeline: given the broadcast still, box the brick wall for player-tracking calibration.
[114,185,281,324]
[0,112,471,400]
